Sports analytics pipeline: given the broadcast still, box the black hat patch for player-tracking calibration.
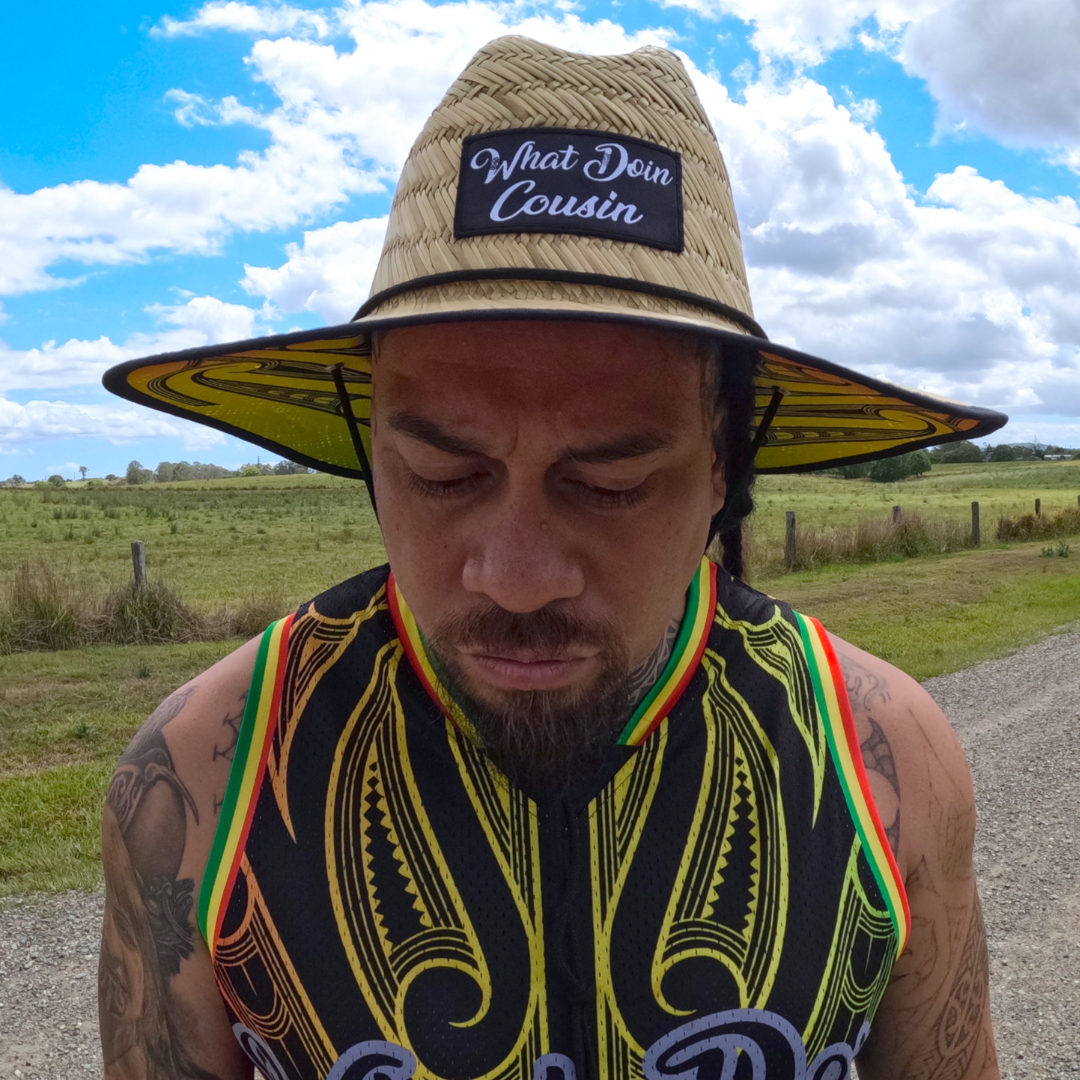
[454,127,683,252]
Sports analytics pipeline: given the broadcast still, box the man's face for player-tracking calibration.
[372,319,726,783]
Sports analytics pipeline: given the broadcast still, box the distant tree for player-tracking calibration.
[78,465,88,481]
[908,449,932,477]
[869,450,932,483]
[937,440,984,464]
[240,464,262,477]
[47,474,66,487]
[155,462,176,483]
[3,474,25,486]
[105,473,117,481]
[126,460,146,484]
[988,444,1018,462]
[273,459,310,475]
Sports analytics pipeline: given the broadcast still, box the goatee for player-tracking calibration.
[425,603,634,793]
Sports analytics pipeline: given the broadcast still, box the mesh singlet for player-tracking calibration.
[198,558,908,1080]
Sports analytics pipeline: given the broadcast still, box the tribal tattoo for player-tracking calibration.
[99,686,222,1080]
[840,651,902,856]
[211,695,246,817]
[625,615,682,708]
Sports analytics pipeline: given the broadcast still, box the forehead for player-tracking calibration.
[373,320,709,434]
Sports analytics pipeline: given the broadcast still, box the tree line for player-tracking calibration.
[0,459,312,488]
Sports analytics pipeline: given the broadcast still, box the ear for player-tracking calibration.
[710,409,727,516]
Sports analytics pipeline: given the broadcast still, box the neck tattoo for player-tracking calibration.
[625,612,683,709]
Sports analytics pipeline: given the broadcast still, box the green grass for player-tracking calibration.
[0,640,241,895]
[0,474,382,608]
[750,459,1080,540]
[757,540,1080,679]
[3,461,1080,894]
[0,762,114,894]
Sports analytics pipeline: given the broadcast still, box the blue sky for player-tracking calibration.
[4,0,1080,478]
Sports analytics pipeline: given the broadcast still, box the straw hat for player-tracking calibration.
[103,35,1005,496]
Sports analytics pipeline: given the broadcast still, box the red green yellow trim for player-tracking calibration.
[794,611,910,956]
[387,574,447,714]
[617,558,716,746]
[198,613,294,956]
[387,558,716,749]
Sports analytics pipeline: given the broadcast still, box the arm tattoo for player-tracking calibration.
[840,653,902,856]
[625,615,682,708]
[211,695,247,818]
[99,686,222,1079]
[213,697,245,765]
[900,890,993,1080]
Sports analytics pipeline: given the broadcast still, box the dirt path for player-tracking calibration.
[3,629,1079,1078]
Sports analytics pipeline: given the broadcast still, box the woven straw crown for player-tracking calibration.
[360,36,758,338]
[103,35,1005,487]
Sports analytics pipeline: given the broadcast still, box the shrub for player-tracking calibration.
[997,507,1080,542]
[780,512,973,573]
[214,591,289,641]
[1,562,89,651]
[94,580,206,646]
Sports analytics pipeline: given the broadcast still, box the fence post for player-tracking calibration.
[971,501,980,546]
[131,540,146,590]
[1035,498,1041,517]
[892,505,901,524]
[784,512,797,571]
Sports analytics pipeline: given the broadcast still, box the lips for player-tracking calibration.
[461,649,599,692]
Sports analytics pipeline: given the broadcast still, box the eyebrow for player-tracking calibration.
[388,412,677,464]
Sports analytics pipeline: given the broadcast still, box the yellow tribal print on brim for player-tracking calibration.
[102,305,1006,480]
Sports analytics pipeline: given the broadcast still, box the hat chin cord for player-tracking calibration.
[330,363,378,517]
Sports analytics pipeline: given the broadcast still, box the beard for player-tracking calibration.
[425,603,634,793]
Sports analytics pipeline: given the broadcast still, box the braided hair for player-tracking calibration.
[705,340,758,581]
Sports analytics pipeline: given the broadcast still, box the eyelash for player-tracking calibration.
[404,471,487,498]
[568,479,648,509]
[405,469,647,510]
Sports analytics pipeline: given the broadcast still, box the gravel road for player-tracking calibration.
[2,629,1078,1078]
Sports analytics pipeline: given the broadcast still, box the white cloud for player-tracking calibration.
[901,0,1080,154]
[241,216,388,321]
[0,397,225,447]
[0,296,269,392]
[661,0,938,66]
[676,64,1080,414]
[154,1,331,38]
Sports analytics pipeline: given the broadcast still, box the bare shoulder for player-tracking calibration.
[826,632,975,880]
[828,635,999,1079]
[99,637,260,1080]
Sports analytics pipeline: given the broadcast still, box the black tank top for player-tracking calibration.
[198,558,907,1080]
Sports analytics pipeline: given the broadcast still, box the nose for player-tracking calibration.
[461,492,585,613]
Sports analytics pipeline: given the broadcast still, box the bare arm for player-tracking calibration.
[99,640,261,1080]
[833,638,999,1080]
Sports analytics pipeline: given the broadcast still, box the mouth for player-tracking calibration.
[460,648,600,692]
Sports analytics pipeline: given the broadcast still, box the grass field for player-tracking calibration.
[3,459,1080,894]
[3,459,1079,602]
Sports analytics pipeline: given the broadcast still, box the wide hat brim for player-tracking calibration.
[102,288,1007,486]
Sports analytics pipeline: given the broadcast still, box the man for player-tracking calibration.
[100,36,1005,1080]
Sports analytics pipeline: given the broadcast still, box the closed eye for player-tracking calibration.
[404,470,489,498]
[563,477,648,509]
